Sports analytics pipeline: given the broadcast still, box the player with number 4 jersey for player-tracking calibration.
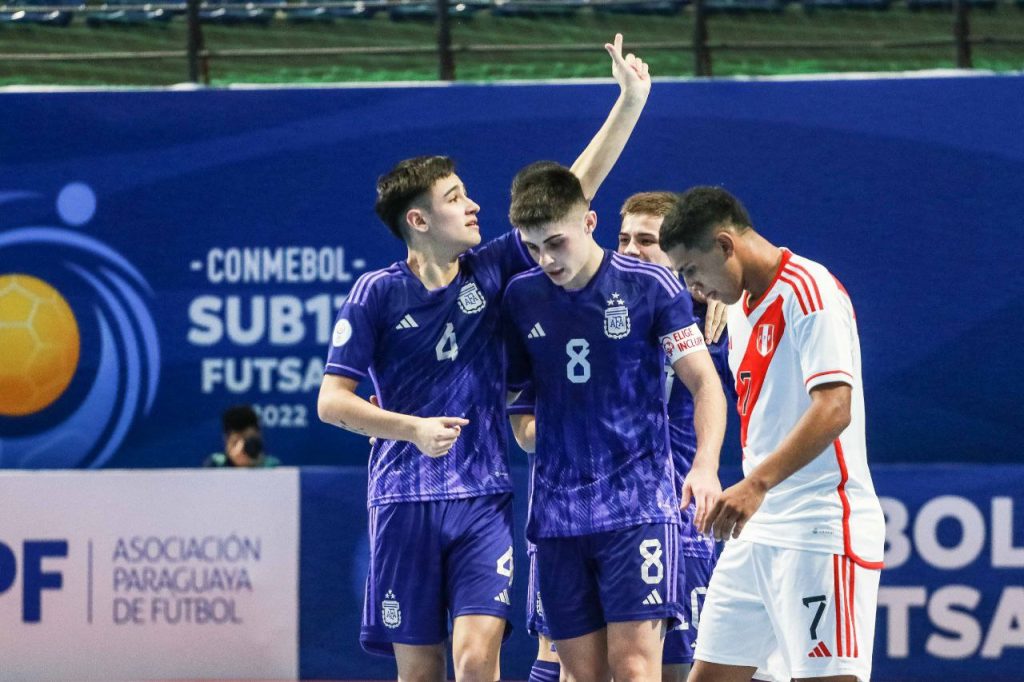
[318,34,654,682]
[503,164,727,681]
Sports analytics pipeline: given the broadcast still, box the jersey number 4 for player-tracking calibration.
[436,323,459,361]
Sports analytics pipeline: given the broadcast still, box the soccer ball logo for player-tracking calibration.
[0,274,80,417]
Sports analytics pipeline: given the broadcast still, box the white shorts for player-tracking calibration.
[695,538,880,682]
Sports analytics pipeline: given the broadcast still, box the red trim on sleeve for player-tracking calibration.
[779,272,810,315]
[788,260,824,310]
[835,439,885,570]
[805,370,853,386]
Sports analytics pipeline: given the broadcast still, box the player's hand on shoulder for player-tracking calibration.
[412,415,470,458]
[703,477,768,541]
[605,33,650,105]
[681,466,722,534]
[703,296,728,344]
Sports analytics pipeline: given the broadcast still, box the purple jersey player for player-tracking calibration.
[502,165,728,680]
[317,35,653,682]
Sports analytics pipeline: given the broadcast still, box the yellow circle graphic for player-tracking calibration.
[0,274,81,417]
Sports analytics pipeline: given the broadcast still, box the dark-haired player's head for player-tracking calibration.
[374,155,481,253]
[221,404,261,466]
[660,186,753,305]
[509,162,597,288]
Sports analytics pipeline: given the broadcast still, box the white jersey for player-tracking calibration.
[726,249,884,568]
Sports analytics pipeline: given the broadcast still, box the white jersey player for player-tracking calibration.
[661,186,885,682]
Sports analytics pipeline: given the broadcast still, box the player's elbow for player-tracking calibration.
[316,393,333,425]
[816,387,852,437]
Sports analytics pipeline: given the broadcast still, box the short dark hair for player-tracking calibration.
[620,191,678,220]
[660,186,753,252]
[222,405,259,435]
[374,156,455,241]
[508,161,587,230]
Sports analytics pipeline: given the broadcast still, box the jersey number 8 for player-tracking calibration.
[566,338,591,384]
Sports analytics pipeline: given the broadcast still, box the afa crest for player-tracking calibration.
[382,590,401,629]
[604,292,631,340]
[457,281,486,314]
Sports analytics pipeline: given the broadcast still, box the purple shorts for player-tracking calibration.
[360,493,515,656]
[525,548,552,639]
[663,548,717,664]
[534,522,682,641]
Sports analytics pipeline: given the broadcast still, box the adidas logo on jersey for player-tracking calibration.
[527,323,546,339]
[807,641,833,658]
[642,588,663,606]
[494,589,511,605]
[395,314,418,330]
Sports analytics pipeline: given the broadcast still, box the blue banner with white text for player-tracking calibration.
[1,75,1021,469]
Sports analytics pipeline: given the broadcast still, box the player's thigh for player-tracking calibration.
[535,536,605,641]
[692,540,777,670]
[451,614,505,680]
[606,618,667,679]
[766,549,880,682]
[554,627,611,682]
[362,503,447,655]
[445,493,515,623]
[394,642,446,682]
[689,660,761,682]
[536,634,560,664]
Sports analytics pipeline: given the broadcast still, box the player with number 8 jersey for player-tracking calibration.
[502,163,727,679]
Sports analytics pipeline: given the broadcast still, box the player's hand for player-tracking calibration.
[680,466,722,534]
[412,416,470,458]
[605,33,650,105]
[703,296,728,344]
[702,477,768,541]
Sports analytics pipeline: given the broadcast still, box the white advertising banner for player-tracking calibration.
[0,469,299,681]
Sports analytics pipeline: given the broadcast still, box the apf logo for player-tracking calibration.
[0,183,160,468]
[0,539,68,622]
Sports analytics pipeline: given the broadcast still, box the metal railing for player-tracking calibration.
[1,0,1021,84]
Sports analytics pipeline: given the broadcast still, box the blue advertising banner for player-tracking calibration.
[299,464,1024,681]
[1,74,1022,469]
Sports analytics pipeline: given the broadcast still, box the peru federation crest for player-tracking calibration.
[604,292,631,339]
[756,323,775,356]
[457,281,486,314]
[382,590,401,629]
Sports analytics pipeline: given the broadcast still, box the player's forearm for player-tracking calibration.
[690,375,727,473]
[746,391,852,492]
[317,387,418,441]
[570,92,647,201]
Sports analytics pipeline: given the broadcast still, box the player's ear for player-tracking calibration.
[405,207,429,235]
[716,231,735,258]
[583,210,597,235]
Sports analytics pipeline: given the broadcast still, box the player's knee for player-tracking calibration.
[609,652,659,682]
[452,643,499,682]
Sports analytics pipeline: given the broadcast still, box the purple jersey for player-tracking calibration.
[502,251,700,539]
[326,230,532,507]
[665,300,736,558]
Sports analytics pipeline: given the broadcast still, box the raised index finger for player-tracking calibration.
[605,33,626,64]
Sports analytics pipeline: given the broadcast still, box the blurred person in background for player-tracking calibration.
[203,404,280,468]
